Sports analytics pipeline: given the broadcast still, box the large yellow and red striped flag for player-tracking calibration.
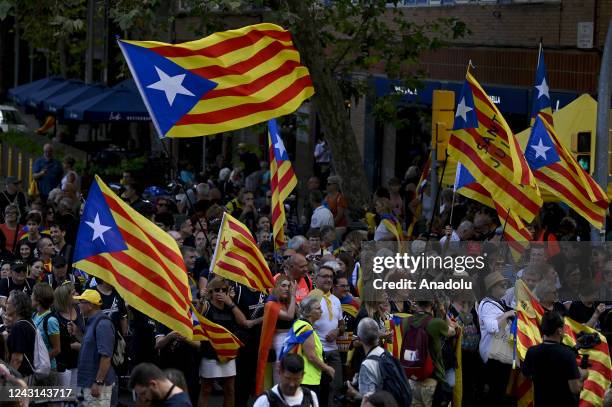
[268,119,297,249]
[524,116,608,228]
[210,212,274,292]
[118,23,314,138]
[515,279,545,361]
[563,318,612,407]
[449,70,542,224]
[191,305,243,363]
[73,175,193,338]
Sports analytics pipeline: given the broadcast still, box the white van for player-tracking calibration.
[0,105,27,132]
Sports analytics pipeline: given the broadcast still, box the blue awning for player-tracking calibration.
[44,83,108,115]
[7,77,65,105]
[63,85,150,122]
[25,79,85,109]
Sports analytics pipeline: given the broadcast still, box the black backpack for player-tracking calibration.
[366,350,412,407]
[265,386,314,407]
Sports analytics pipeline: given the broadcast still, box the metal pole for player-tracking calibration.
[591,19,612,241]
[102,0,109,85]
[13,4,19,87]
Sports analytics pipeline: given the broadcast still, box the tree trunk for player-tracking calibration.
[286,1,371,217]
[57,37,67,77]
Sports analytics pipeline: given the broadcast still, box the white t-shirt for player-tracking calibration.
[374,222,394,241]
[310,205,334,229]
[313,293,343,352]
[253,384,319,407]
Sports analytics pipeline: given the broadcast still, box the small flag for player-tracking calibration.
[340,295,360,318]
[191,305,243,363]
[269,119,297,249]
[210,212,274,292]
[73,176,193,338]
[118,23,314,138]
[531,46,553,126]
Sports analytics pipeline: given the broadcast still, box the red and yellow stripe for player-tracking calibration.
[192,305,243,363]
[123,24,314,137]
[269,134,297,250]
[211,213,274,292]
[74,175,193,339]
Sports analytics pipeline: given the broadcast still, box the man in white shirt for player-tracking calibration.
[309,191,334,229]
[312,266,344,407]
[254,354,319,407]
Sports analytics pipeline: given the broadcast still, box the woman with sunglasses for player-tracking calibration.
[198,277,248,407]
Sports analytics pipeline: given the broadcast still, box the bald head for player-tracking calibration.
[286,253,308,281]
[43,143,54,159]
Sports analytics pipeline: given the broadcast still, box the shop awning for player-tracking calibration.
[25,79,85,109]
[7,77,65,105]
[44,83,107,115]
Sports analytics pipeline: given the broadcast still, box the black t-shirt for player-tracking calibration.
[7,319,36,377]
[522,341,580,407]
[155,323,199,372]
[201,303,239,360]
[55,306,85,371]
[568,301,597,324]
[0,277,34,298]
[98,288,127,331]
[160,391,192,406]
[232,283,265,343]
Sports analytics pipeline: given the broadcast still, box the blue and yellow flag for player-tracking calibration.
[74,175,193,338]
[530,46,553,126]
[278,321,314,361]
[118,23,314,138]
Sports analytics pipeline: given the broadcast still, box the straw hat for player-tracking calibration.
[484,271,508,292]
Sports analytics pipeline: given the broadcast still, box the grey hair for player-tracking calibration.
[299,295,320,319]
[457,221,473,234]
[8,290,33,320]
[357,317,380,347]
[288,235,308,253]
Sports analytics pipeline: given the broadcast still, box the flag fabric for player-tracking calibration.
[407,152,432,237]
[191,305,243,363]
[525,116,608,228]
[118,23,314,138]
[449,71,542,223]
[256,298,281,394]
[453,161,532,260]
[380,214,403,242]
[514,279,545,361]
[278,321,314,361]
[268,119,297,249]
[340,295,361,318]
[73,175,193,338]
[210,212,274,292]
[563,318,612,407]
[418,152,432,192]
[531,46,553,126]
[351,262,363,297]
[383,313,411,359]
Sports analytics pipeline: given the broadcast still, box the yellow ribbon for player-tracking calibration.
[323,292,333,320]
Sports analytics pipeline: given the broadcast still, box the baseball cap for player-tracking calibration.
[73,289,102,306]
[52,256,67,268]
[327,175,341,185]
[11,261,27,274]
[5,176,21,185]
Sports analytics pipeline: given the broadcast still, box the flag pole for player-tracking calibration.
[427,150,449,237]
[449,187,457,228]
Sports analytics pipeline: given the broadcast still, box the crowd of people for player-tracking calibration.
[0,141,610,407]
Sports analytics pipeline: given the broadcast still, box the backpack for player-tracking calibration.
[366,350,412,407]
[265,386,314,407]
[400,314,434,381]
[20,320,51,378]
[93,314,126,367]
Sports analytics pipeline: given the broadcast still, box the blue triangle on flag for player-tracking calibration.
[525,116,560,171]
[118,41,218,137]
[269,119,290,161]
[530,50,552,118]
[454,161,476,191]
[453,80,478,130]
[74,181,128,262]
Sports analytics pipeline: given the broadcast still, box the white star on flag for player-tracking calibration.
[455,97,473,122]
[274,138,286,158]
[531,138,551,160]
[147,66,195,106]
[86,213,112,245]
[535,78,550,99]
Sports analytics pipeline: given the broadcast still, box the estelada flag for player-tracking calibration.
[210,212,274,292]
[191,305,243,363]
[449,70,542,223]
[73,175,193,338]
[118,23,314,138]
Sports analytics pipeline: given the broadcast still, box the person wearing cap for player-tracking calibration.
[0,261,33,308]
[325,176,348,229]
[46,255,81,293]
[32,143,63,202]
[476,271,516,405]
[70,289,116,406]
[0,176,27,224]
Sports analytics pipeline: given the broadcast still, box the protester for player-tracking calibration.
[130,362,192,406]
[0,177,27,224]
[325,176,348,229]
[53,281,84,389]
[1,204,20,253]
[346,317,384,399]
[253,354,319,407]
[279,253,312,303]
[32,143,63,201]
[0,261,33,308]
[71,289,116,406]
[31,282,60,384]
[5,290,36,380]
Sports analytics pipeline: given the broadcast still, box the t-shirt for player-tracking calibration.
[0,278,34,299]
[253,384,319,407]
[233,283,266,342]
[155,323,199,374]
[522,341,580,407]
[161,391,192,406]
[408,313,449,383]
[313,293,342,352]
[98,288,127,331]
[310,206,334,229]
[77,312,116,388]
[0,223,18,252]
[568,302,597,325]
[32,157,63,197]
[32,310,60,370]
[7,319,36,377]
[325,193,348,227]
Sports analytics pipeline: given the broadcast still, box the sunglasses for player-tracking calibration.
[213,288,228,293]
